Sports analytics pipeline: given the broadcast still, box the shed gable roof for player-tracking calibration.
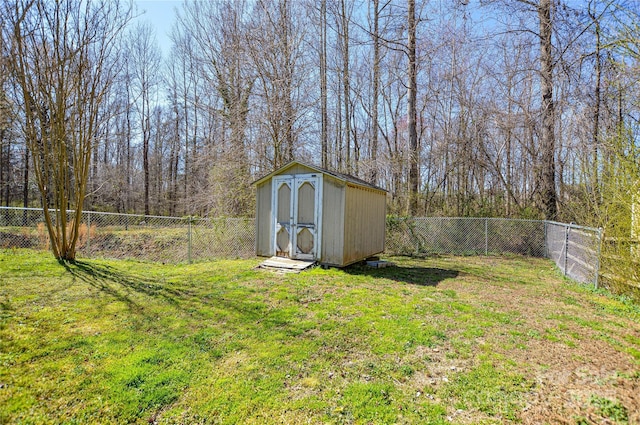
[253,161,386,192]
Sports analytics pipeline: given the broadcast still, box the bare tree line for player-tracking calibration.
[1,0,640,227]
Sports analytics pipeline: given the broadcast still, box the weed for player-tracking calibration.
[400,365,415,377]
[589,395,628,422]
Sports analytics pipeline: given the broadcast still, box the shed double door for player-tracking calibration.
[273,174,322,260]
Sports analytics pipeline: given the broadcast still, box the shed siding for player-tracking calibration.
[255,180,273,256]
[342,184,386,265]
[285,163,316,176]
[320,175,345,265]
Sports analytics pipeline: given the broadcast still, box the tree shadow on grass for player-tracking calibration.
[344,262,459,286]
[59,260,263,322]
[60,260,188,311]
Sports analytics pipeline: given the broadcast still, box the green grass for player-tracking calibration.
[1,249,639,424]
[589,395,629,423]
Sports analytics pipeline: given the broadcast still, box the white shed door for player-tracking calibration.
[272,174,322,260]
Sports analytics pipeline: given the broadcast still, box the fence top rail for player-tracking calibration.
[409,216,545,224]
[544,220,601,233]
[193,217,255,222]
[84,211,185,220]
[0,206,186,221]
[0,206,259,223]
[0,206,48,212]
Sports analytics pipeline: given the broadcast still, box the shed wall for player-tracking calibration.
[342,184,386,265]
[285,163,317,176]
[320,175,346,265]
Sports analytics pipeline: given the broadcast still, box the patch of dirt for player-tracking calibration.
[440,264,640,425]
[519,338,639,424]
[510,314,640,424]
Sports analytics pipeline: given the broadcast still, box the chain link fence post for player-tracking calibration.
[595,227,603,289]
[188,216,192,264]
[564,224,570,277]
[86,211,91,258]
[544,221,548,258]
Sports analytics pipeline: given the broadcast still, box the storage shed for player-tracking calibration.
[254,161,386,267]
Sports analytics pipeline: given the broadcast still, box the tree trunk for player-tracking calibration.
[143,111,150,216]
[23,145,29,208]
[538,0,557,220]
[408,0,419,215]
[321,0,328,169]
[589,3,601,195]
[371,0,380,184]
[341,0,351,173]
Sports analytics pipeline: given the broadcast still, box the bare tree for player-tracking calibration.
[127,22,162,216]
[180,0,255,216]
[0,62,14,207]
[167,22,203,216]
[247,0,307,170]
[332,0,354,173]
[537,0,558,220]
[0,3,28,211]
[370,0,381,184]
[2,0,131,260]
[321,0,329,169]
[164,50,185,216]
[407,0,419,215]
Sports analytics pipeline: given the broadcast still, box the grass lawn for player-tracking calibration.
[1,249,639,424]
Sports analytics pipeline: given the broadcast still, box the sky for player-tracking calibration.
[134,0,183,57]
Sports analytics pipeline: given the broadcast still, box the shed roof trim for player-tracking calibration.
[253,161,386,192]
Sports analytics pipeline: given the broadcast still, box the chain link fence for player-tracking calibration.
[544,221,602,287]
[385,217,601,287]
[386,217,546,257]
[1,207,601,286]
[0,207,255,263]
